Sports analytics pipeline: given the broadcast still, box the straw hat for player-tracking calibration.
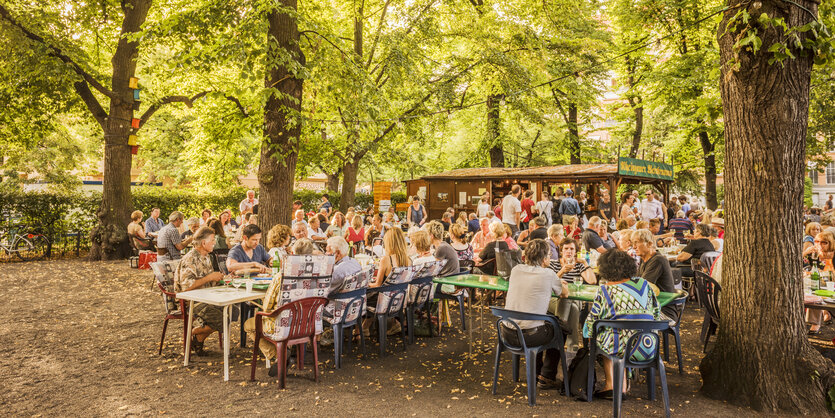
[712,217,725,227]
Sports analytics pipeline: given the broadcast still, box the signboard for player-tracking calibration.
[617,157,674,181]
[373,182,392,211]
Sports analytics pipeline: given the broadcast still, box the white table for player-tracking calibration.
[176,287,266,381]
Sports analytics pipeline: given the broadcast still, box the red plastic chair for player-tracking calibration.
[157,282,188,355]
[250,297,329,388]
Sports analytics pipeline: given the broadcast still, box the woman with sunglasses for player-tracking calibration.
[805,230,835,334]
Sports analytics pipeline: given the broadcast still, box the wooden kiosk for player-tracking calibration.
[404,159,674,221]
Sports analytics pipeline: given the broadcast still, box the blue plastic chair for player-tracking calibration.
[661,290,688,373]
[489,307,570,406]
[367,266,414,356]
[587,320,671,418]
[435,267,471,331]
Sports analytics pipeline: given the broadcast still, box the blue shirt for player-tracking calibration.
[228,243,270,265]
[559,197,581,216]
[330,256,362,292]
[467,219,481,234]
[145,217,165,234]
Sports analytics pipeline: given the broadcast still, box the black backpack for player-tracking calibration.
[567,347,597,400]
[551,197,562,221]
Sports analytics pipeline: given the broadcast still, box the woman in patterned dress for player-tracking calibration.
[582,249,660,399]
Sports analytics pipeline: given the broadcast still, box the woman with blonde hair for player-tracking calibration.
[804,222,822,253]
[564,215,582,240]
[345,213,366,246]
[372,227,412,287]
[266,224,292,260]
[327,211,348,238]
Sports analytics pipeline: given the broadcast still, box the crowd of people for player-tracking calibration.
[140,185,726,394]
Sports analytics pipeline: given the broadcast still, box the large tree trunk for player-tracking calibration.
[258,1,304,229]
[700,0,835,413]
[339,159,360,212]
[326,171,340,193]
[88,0,152,261]
[568,102,580,164]
[487,94,504,167]
[699,130,718,210]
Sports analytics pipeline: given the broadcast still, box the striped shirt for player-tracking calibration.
[549,259,589,282]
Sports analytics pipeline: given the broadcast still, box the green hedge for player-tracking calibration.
[0,187,393,255]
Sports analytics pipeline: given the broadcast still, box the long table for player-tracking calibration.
[433,273,679,306]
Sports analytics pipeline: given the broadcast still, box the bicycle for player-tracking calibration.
[0,228,50,261]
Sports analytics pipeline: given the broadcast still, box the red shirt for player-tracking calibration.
[494,205,502,219]
[521,198,536,222]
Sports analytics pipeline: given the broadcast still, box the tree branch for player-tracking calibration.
[0,4,118,102]
[300,30,349,57]
[365,0,391,68]
[138,91,209,128]
[223,95,249,116]
[73,81,108,129]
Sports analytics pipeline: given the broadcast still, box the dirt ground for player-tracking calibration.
[0,259,798,416]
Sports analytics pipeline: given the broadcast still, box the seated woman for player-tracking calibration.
[549,238,597,350]
[266,224,292,261]
[474,222,521,275]
[327,212,347,238]
[219,209,236,237]
[364,228,413,336]
[564,215,582,240]
[410,230,435,265]
[515,220,537,248]
[307,216,327,241]
[675,223,714,275]
[128,210,154,250]
[365,214,385,245]
[806,231,835,334]
[174,227,224,355]
[804,222,822,253]
[503,239,570,390]
[207,218,229,254]
[345,214,366,247]
[582,249,660,399]
[449,223,473,262]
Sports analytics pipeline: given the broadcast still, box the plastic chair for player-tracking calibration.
[661,290,689,373]
[150,261,187,355]
[489,307,570,406]
[694,271,721,353]
[406,260,447,344]
[325,269,372,368]
[250,297,329,388]
[435,267,471,332]
[368,266,415,356]
[587,320,671,418]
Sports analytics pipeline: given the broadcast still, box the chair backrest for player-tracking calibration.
[282,254,335,278]
[592,319,670,366]
[150,260,180,313]
[267,273,332,341]
[690,257,705,274]
[272,297,329,341]
[670,267,682,287]
[665,290,689,327]
[376,265,417,314]
[495,248,520,278]
[700,251,721,273]
[694,271,721,322]
[326,268,373,325]
[489,306,563,352]
[409,260,446,306]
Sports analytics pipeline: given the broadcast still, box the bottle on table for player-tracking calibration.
[272,255,281,278]
[812,265,821,291]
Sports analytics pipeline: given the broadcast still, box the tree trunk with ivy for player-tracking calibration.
[258,1,304,229]
[700,0,835,413]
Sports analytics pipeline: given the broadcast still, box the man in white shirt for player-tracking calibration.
[502,184,523,235]
[239,190,259,217]
[640,190,663,221]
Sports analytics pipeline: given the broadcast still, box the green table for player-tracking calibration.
[432,274,679,306]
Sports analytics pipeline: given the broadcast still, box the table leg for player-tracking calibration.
[468,290,474,357]
[184,300,194,366]
[239,303,247,348]
[223,305,230,382]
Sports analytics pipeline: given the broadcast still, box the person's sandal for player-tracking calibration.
[536,376,561,390]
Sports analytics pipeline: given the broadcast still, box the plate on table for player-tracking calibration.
[235,267,262,276]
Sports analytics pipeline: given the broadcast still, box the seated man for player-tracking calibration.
[581,216,615,255]
[326,236,361,292]
[157,211,195,261]
[504,239,570,389]
[175,227,224,355]
[467,213,480,235]
[226,224,271,274]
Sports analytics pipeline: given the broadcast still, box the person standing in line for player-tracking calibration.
[520,190,537,231]
[536,191,554,226]
[598,191,612,229]
[640,190,663,223]
[502,184,523,236]
[558,189,581,225]
[477,195,492,218]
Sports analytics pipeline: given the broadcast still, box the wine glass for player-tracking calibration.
[232,278,243,291]
[573,275,583,290]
